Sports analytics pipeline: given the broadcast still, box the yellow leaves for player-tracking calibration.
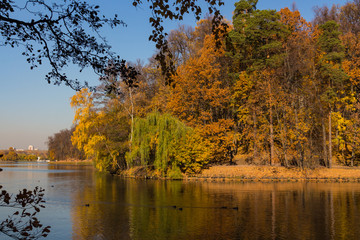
[332,111,350,133]
[174,129,211,174]
[233,71,253,102]
[84,135,106,157]
[70,88,94,124]
[71,89,108,159]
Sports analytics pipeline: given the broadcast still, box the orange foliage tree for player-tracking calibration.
[167,27,236,164]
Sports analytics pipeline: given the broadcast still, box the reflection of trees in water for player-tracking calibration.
[71,172,131,240]
[70,178,360,239]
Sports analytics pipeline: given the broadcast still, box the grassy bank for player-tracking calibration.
[193,166,360,182]
[119,165,360,182]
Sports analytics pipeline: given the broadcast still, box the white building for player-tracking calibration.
[28,145,34,151]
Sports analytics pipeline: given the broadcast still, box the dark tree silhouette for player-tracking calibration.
[0,0,227,88]
[0,186,50,239]
[0,0,125,90]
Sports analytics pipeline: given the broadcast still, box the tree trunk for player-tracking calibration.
[295,109,301,167]
[351,145,355,167]
[128,87,134,169]
[322,121,328,167]
[269,81,274,166]
[253,111,258,161]
[282,111,288,167]
[282,128,288,167]
[328,111,332,168]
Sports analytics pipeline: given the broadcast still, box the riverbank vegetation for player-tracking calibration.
[50,0,360,178]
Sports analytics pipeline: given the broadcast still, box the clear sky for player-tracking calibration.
[0,0,348,150]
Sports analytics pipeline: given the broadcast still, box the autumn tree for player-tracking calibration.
[229,0,289,165]
[166,19,236,164]
[71,88,130,171]
[315,21,348,168]
[127,112,211,175]
[1,148,18,161]
[47,127,84,160]
[337,0,360,166]
[277,7,318,167]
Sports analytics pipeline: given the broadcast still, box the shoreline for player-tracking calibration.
[119,165,360,182]
[49,160,93,165]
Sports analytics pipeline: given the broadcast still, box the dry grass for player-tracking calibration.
[190,165,360,182]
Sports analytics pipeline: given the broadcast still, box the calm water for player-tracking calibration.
[1,163,360,239]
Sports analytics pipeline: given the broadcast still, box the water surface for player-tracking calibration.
[1,162,360,239]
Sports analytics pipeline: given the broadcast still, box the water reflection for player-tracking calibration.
[1,163,360,239]
[71,177,360,240]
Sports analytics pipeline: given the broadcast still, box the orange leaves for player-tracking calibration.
[165,24,235,164]
[280,8,312,35]
[341,32,360,86]
[197,119,236,164]
[167,34,230,127]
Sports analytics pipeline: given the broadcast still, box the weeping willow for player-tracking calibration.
[126,112,190,172]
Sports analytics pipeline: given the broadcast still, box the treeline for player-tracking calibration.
[68,0,360,175]
[47,127,85,161]
[0,147,46,161]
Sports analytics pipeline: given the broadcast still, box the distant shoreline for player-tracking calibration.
[0,160,92,165]
[49,160,93,165]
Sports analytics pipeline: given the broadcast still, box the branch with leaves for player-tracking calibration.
[1,0,124,90]
[0,185,51,239]
[132,0,228,83]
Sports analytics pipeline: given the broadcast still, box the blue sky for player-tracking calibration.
[0,0,347,150]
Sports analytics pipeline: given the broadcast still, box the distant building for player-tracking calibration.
[28,145,34,151]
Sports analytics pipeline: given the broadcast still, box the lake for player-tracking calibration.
[1,163,360,239]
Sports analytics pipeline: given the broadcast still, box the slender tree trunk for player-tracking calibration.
[128,87,134,169]
[253,111,258,161]
[335,128,339,153]
[269,81,274,166]
[322,121,328,167]
[269,104,274,166]
[295,109,300,166]
[328,110,332,168]
[282,122,288,167]
[351,145,355,167]
[278,110,287,167]
[352,127,356,167]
